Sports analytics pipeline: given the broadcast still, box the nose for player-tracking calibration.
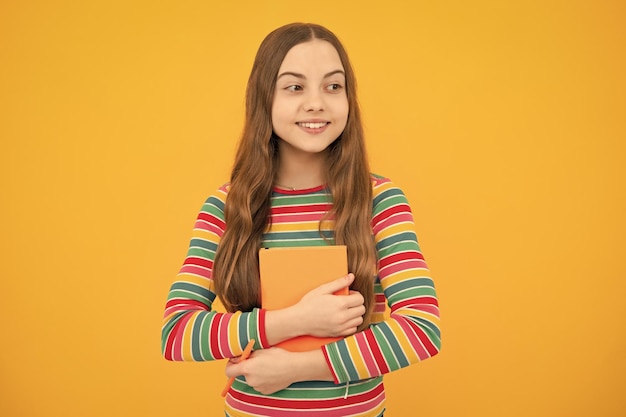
[303,89,324,112]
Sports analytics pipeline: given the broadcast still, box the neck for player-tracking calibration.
[275,146,328,190]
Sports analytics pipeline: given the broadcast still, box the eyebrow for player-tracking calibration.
[276,69,345,80]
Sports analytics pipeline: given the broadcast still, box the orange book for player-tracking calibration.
[259,245,349,352]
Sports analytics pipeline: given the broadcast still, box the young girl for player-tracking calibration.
[162,23,440,416]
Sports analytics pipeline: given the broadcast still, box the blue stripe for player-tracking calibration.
[190,238,218,252]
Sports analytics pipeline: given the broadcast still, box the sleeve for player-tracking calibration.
[321,177,441,383]
[161,185,270,361]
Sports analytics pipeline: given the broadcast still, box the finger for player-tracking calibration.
[342,292,365,308]
[340,316,364,334]
[312,273,354,295]
[225,362,243,379]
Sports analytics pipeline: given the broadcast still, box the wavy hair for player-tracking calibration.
[213,23,377,331]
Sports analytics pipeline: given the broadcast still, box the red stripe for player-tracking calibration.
[197,212,226,230]
[378,251,424,270]
[365,330,390,374]
[163,322,179,360]
[165,298,207,310]
[321,348,340,384]
[394,316,429,359]
[209,313,222,359]
[171,313,194,360]
[372,204,410,226]
[183,256,213,269]
[271,203,332,214]
[228,382,384,408]
[258,309,269,348]
[391,296,439,312]
[412,324,440,357]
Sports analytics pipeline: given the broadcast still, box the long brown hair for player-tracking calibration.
[213,23,377,330]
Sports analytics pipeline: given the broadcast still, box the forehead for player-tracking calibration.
[278,39,344,74]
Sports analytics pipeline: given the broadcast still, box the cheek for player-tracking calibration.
[338,96,349,119]
[271,100,290,123]
[339,101,349,126]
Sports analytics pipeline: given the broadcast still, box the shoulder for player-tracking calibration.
[369,173,413,217]
[200,182,230,212]
[370,173,408,200]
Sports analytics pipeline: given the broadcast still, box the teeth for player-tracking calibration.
[299,122,327,129]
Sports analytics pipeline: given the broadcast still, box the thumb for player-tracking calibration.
[313,273,354,295]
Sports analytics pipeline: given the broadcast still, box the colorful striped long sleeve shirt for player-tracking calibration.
[162,175,441,416]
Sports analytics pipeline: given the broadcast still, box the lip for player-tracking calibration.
[296,119,329,124]
[296,119,330,133]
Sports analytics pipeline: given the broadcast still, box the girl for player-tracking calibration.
[162,23,440,416]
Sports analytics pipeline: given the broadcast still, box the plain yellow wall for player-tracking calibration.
[1,1,625,416]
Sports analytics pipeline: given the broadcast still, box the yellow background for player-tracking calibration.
[1,1,624,416]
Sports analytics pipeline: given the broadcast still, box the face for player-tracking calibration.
[271,39,349,157]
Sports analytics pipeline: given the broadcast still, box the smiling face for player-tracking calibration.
[271,39,349,158]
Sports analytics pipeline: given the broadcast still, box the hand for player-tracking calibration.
[225,347,297,395]
[294,273,366,338]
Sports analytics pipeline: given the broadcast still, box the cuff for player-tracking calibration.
[256,308,270,349]
[321,345,341,384]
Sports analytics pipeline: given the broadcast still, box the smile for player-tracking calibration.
[297,122,329,129]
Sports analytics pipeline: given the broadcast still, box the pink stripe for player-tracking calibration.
[194,220,224,236]
[372,212,413,234]
[417,304,440,317]
[374,303,386,313]
[355,333,380,376]
[378,253,427,271]
[271,203,331,214]
[164,304,192,316]
[172,313,193,360]
[414,325,439,357]
[217,314,232,358]
[179,265,211,277]
[378,260,425,278]
[394,316,429,359]
[226,390,385,416]
[272,212,326,223]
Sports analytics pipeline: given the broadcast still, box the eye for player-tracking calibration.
[286,85,303,92]
[327,83,343,92]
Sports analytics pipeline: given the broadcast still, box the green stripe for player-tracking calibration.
[335,341,360,380]
[161,311,185,353]
[372,325,400,371]
[373,188,407,211]
[231,376,382,399]
[414,316,442,344]
[377,233,420,254]
[187,247,214,258]
[170,282,212,303]
[191,313,204,360]
[261,239,332,248]
[385,277,434,294]
[271,193,332,205]
[200,314,212,359]
[189,238,218,252]
[168,289,209,305]
[202,195,225,212]
[379,323,410,368]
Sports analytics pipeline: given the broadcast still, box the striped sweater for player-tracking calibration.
[162,175,441,416]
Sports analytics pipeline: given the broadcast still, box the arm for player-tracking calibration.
[162,186,363,361]
[321,177,441,383]
[161,187,270,360]
[225,347,334,395]
[264,273,366,345]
